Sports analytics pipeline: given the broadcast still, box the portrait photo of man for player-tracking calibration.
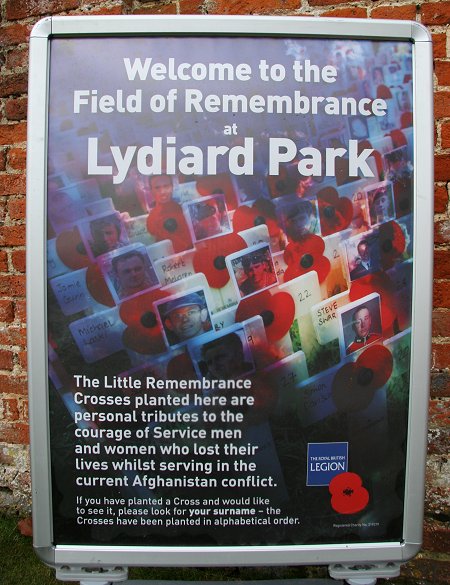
[109,247,158,300]
[340,296,382,357]
[156,290,212,347]
[87,212,128,258]
[228,244,277,299]
[187,194,231,242]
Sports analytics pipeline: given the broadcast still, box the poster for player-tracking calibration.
[45,35,415,547]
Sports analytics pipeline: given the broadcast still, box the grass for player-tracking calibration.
[0,514,328,585]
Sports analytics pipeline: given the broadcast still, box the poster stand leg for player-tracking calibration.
[328,562,401,583]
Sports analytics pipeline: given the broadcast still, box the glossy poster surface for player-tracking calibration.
[46,36,414,546]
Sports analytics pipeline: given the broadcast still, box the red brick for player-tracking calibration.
[0,274,26,296]
[211,0,299,12]
[5,47,29,70]
[435,60,450,87]
[0,225,26,246]
[434,91,450,119]
[434,280,450,309]
[0,300,15,323]
[0,23,33,47]
[435,154,450,182]
[371,4,417,20]
[0,327,27,347]
[179,0,203,13]
[423,518,450,554]
[434,249,450,279]
[17,350,27,370]
[0,399,19,423]
[432,342,450,369]
[0,122,27,146]
[5,98,28,122]
[6,0,79,20]
[433,33,448,60]
[7,198,26,221]
[0,350,14,371]
[441,121,450,149]
[321,7,368,18]
[11,249,26,273]
[7,148,26,171]
[0,72,29,99]
[0,150,6,172]
[0,375,27,395]
[421,1,450,26]
[432,309,450,336]
[0,250,8,272]
[435,184,448,214]
[435,219,450,245]
[0,175,26,196]
[0,422,29,445]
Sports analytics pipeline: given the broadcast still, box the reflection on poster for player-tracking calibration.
[46,35,414,547]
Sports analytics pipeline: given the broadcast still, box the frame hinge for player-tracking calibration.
[55,565,128,582]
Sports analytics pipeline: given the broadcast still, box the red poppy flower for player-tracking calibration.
[332,344,393,413]
[232,199,281,238]
[349,273,398,335]
[55,227,90,270]
[283,234,331,283]
[235,290,295,343]
[85,264,115,307]
[378,221,406,269]
[119,288,168,354]
[196,173,238,210]
[193,232,246,289]
[329,472,370,515]
[146,201,192,253]
[316,186,353,237]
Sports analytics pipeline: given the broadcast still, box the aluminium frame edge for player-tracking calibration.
[27,14,433,569]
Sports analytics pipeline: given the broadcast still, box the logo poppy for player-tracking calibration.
[283,234,331,283]
[329,472,370,515]
[332,344,393,413]
[232,198,281,238]
[316,186,353,237]
[235,289,295,343]
[119,288,168,354]
[192,232,246,289]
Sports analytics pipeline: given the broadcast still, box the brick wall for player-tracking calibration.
[0,0,448,583]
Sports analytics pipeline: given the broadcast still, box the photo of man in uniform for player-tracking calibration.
[188,194,230,241]
[157,291,212,346]
[344,302,382,355]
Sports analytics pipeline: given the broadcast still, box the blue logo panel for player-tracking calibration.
[307,442,348,486]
